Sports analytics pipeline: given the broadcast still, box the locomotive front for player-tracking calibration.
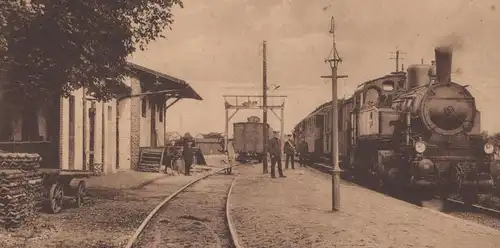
[396,47,496,203]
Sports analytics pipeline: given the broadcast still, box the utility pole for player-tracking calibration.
[262,40,269,174]
[321,17,348,212]
[390,49,406,72]
[82,87,87,171]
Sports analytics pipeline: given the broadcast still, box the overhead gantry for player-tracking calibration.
[223,94,287,154]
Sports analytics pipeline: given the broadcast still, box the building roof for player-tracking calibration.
[127,62,203,100]
[195,137,221,143]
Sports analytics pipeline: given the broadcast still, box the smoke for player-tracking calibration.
[454,67,463,76]
[437,32,465,51]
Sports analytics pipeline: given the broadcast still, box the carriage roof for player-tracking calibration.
[293,72,406,131]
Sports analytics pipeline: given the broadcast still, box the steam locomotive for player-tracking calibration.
[293,47,497,204]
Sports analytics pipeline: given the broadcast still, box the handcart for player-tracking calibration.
[38,169,96,214]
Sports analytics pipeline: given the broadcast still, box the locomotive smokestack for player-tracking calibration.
[434,46,453,83]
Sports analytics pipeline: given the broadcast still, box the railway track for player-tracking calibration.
[441,197,500,218]
[124,164,243,248]
[306,161,500,229]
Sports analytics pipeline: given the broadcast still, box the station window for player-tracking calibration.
[108,106,112,121]
[338,114,342,131]
[141,98,147,118]
[159,105,164,122]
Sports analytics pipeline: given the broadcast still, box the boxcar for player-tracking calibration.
[233,116,274,162]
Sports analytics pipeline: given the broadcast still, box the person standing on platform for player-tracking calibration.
[269,131,285,178]
[164,140,177,174]
[183,141,193,176]
[191,141,198,165]
[298,137,309,167]
[284,134,296,169]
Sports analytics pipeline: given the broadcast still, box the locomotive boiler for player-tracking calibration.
[377,47,495,203]
[294,46,497,205]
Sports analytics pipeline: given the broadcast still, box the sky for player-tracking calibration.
[129,0,500,137]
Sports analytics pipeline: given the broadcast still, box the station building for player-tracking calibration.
[0,62,202,174]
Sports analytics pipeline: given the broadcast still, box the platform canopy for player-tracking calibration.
[126,62,203,101]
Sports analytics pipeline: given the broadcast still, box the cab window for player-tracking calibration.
[382,80,395,91]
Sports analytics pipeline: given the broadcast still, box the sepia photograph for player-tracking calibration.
[1,0,500,247]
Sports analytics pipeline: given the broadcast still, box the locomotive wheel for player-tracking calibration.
[75,181,87,208]
[461,191,478,207]
[373,176,388,193]
[49,182,64,214]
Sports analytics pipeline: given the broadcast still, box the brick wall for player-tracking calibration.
[130,77,142,170]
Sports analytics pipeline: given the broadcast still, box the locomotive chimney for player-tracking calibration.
[434,46,453,83]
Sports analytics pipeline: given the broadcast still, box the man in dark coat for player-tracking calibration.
[298,137,309,167]
[269,132,285,178]
[183,141,193,176]
[284,134,296,169]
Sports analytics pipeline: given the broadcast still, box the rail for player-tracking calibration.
[444,198,500,219]
[306,160,500,219]
[124,162,241,248]
[226,175,244,248]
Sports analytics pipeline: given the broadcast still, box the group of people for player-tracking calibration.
[268,132,309,178]
[168,132,310,179]
[165,138,197,176]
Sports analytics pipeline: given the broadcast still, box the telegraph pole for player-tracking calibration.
[321,17,348,212]
[395,50,400,72]
[262,41,269,174]
[390,49,406,72]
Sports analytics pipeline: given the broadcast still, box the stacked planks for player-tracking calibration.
[0,153,43,230]
[137,148,165,173]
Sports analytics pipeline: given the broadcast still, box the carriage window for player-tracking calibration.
[364,88,379,106]
[382,80,395,91]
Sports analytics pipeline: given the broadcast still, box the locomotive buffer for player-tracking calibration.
[321,16,348,212]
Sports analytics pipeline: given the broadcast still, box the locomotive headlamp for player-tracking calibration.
[484,143,495,155]
[415,141,427,153]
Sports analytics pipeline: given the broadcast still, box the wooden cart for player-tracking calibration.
[38,169,95,214]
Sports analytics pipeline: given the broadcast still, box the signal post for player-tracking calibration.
[321,17,348,212]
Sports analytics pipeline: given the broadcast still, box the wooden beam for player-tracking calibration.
[165,98,181,110]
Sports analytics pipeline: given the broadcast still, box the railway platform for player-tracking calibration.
[86,154,227,192]
[229,164,500,248]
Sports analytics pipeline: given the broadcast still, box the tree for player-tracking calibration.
[0,0,183,104]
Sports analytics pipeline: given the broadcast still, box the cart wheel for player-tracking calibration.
[49,182,64,214]
[75,181,87,208]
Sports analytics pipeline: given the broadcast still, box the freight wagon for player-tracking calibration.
[233,116,274,163]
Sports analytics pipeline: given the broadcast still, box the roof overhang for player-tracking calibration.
[125,62,203,101]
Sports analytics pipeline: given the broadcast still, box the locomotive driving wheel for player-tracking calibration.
[370,154,388,193]
[461,192,478,206]
[373,175,387,193]
[452,162,478,206]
